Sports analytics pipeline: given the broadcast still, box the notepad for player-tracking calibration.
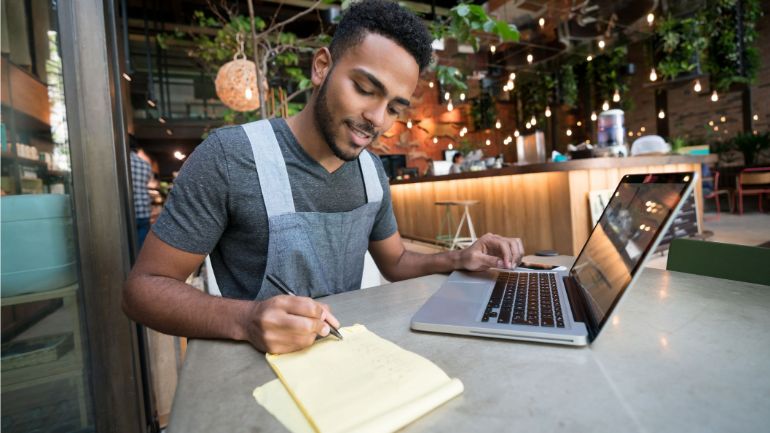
[253,324,463,433]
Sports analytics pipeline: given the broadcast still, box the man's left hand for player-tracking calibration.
[458,233,524,271]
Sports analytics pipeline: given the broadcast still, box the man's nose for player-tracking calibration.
[362,102,388,130]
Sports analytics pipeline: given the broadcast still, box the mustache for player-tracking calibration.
[345,119,378,138]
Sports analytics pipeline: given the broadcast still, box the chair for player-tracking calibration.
[703,171,733,220]
[667,238,770,286]
[736,167,770,214]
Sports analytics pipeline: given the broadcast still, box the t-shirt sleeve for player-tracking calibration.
[152,131,229,254]
[369,153,398,241]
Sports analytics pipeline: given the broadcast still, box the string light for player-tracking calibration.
[158,116,166,124]
[490,45,496,54]
[602,100,610,111]
[720,116,726,123]
[448,143,454,150]
[433,137,438,144]
[598,40,605,50]
[509,72,516,80]
[591,112,598,121]
[613,89,620,102]
[506,135,512,144]
[711,90,719,102]
[147,99,156,108]
[628,131,634,137]
[173,150,186,160]
[165,129,173,136]
[507,80,514,91]
[122,72,132,81]
[485,139,491,146]
[576,121,582,126]
[545,106,552,117]
[447,100,454,111]
[714,126,719,131]
[530,115,537,126]
[754,114,759,121]
[538,17,545,28]
[640,126,646,132]
[429,81,434,88]
[495,119,502,129]
[647,13,655,26]
[460,93,466,101]
[527,54,533,64]
[708,120,714,126]
[649,67,657,82]
[514,129,520,137]
[693,79,702,93]
[586,55,593,62]
[566,128,573,136]
[444,91,450,101]
[526,121,532,129]
[658,109,666,119]
[406,119,413,129]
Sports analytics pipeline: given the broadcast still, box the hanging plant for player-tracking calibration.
[654,15,707,80]
[431,3,519,52]
[559,64,578,108]
[701,0,761,92]
[588,46,630,111]
[470,91,497,130]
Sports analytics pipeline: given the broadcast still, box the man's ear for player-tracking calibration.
[311,47,333,87]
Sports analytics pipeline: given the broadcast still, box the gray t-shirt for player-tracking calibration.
[152,118,397,299]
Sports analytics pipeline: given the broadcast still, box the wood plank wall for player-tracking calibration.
[391,162,703,255]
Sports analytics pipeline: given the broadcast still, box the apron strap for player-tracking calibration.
[242,120,296,217]
[358,151,383,204]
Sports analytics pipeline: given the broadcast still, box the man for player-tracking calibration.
[129,137,153,250]
[123,0,524,354]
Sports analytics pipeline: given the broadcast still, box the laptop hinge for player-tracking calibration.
[563,276,598,342]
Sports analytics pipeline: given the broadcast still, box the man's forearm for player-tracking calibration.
[384,249,463,281]
[122,275,249,341]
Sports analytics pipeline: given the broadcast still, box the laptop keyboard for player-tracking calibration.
[481,272,565,328]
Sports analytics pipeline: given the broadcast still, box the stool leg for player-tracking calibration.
[452,210,468,250]
[465,206,477,242]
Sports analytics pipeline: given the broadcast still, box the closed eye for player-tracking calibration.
[354,81,374,96]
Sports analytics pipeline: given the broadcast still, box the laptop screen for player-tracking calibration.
[569,172,695,334]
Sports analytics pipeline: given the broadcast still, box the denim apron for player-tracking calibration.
[242,120,383,300]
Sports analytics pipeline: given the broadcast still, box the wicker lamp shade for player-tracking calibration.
[215,58,261,112]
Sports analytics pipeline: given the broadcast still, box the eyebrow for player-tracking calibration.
[354,68,411,108]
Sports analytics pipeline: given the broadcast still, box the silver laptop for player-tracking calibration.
[411,172,697,346]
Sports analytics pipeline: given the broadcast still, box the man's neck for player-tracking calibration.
[285,104,345,173]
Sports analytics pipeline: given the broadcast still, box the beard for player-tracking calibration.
[313,73,378,162]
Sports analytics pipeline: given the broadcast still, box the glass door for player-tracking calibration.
[1,1,93,431]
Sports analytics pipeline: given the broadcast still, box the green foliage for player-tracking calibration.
[588,46,630,110]
[470,91,497,130]
[701,0,762,91]
[431,3,519,52]
[655,15,707,80]
[435,65,467,97]
[730,131,770,166]
[559,64,578,108]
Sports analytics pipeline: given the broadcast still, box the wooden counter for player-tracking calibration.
[390,155,704,255]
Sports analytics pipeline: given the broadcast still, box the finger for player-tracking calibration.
[477,252,504,270]
[318,303,341,329]
[280,296,325,319]
[487,235,513,268]
[277,312,326,337]
[512,238,524,266]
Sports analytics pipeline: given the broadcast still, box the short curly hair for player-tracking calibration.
[329,0,433,72]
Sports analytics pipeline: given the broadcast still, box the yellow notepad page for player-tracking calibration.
[254,324,463,433]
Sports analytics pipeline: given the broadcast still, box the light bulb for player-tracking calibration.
[545,106,551,117]
[433,137,438,144]
[448,143,453,150]
[613,89,620,102]
[429,81,434,88]
[649,67,657,82]
[122,72,132,82]
[506,135,512,143]
[460,93,466,101]
[586,55,593,62]
[591,112,598,121]
[447,100,454,111]
[407,119,413,129]
[495,119,502,129]
[693,79,702,93]
[539,17,545,28]
[708,120,714,126]
[147,99,156,108]
[509,72,516,80]
[647,13,655,26]
[527,54,533,64]
[628,131,634,137]
[602,100,610,111]
[598,40,605,50]
[720,116,726,123]
[531,115,537,126]
[640,126,646,132]
[714,126,719,131]
[490,45,496,54]
[507,80,514,90]
[245,87,253,100]
[577,121,582,126]
[658,109,665,119]
[753,114,759,121]
[514,129,520,137]
[444,91,450,101]
[461,126,468,134]
[525,122,532,129]
[485,139,491,146]
[566,128,573,137]
[711,90,719,102]
[158,116,166,124]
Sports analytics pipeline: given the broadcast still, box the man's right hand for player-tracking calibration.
[238,295,341,354]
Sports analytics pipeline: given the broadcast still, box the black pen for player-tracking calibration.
[265,274,344,340]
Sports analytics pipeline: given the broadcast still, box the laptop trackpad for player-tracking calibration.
[446,269,498,284]
[412,280,488,324]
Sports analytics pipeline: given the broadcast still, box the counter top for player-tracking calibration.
[391,154,706,184]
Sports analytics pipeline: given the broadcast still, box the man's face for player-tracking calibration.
[313,33,420,161]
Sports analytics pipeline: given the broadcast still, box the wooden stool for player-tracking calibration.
[434,200,479,250]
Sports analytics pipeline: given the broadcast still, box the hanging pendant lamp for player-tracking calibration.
[215,33,261,112]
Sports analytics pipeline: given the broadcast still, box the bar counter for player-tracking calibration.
[390,155,705,255]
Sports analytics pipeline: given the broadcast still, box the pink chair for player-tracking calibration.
[737,167,770,214]
[704,171,733,220]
